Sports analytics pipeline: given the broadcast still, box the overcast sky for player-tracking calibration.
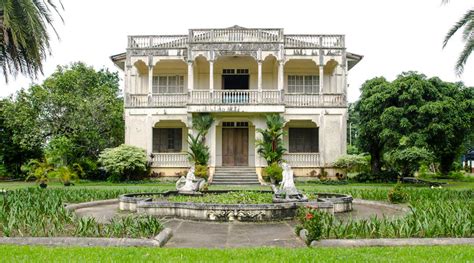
[1,0,473,102]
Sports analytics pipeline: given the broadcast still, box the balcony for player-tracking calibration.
[283,153,321,167]
[128,28,345,49]
[126,91,346,109]
[151,153,189,167]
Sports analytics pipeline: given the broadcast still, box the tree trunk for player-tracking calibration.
[370,149,382,174]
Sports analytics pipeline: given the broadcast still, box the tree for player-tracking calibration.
[0,0,63,82]
[1,62,124,176]
[355,77,392,174]
[356,72,474,176]
[442,2,474,75]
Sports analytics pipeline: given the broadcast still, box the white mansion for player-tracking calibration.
[111,26,362,184]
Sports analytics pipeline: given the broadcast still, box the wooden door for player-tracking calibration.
[222,128,248,166]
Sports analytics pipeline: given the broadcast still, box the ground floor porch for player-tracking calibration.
[124,109,347,182]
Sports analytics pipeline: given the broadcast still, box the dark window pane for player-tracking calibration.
[289,128,319,153]
[153,128,182,152]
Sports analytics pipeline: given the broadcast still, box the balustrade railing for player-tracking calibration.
[151,153,190,167]
[126,92,345,107]
[283,153,321,167]
[189,28,283,43]
[284,34,344,49]
[128,35,188,49]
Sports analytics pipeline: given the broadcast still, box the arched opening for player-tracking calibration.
[152,60,187,94]
[283,120,319,153]
[214,55,257,90]
[284,59,319,94]
[152,120,188,153]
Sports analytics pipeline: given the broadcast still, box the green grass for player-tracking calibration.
[0,245,473,262]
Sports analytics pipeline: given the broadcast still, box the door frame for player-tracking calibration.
[221,122,249,167]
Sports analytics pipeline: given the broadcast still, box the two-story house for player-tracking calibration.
[111,26,362,184]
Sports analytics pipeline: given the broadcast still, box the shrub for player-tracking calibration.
[387,183,408,203]
[263,162,283,184]
[98,144,148,182]
[297,207,328,243]
[333,154,370,174]
[195,164,208,180]
[353,170,399,183]
[386,147,434,177]
[77,157,105,180]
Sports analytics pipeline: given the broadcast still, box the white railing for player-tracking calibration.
[189,90,282,105]
[285,34,344,49]
[283,153,320,167]
[151,153,190,167]
[126,92,345,107]
[150,93,188,107]
[128,35,188,49]
[189,28,283,43]
[284,93,346,107]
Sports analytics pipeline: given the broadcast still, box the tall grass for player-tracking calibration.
[0,188,163,238]
[299,188,473,242]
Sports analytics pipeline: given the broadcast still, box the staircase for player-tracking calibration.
[211,167,261,185]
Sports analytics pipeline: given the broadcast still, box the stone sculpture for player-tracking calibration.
[272,162,308,202]
[176,166,205,193]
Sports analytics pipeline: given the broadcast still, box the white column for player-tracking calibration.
[148,65,153,95]
[319,65,324,94]
[277,61,284,91]
[209,60,214,92]
[257,61,263,92]
[187,61,194,91]
[319,113,325,166]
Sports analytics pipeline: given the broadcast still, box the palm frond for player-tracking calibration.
[443,9,474,48]
[455,36,474,75]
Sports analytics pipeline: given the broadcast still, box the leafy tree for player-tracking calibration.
[356,72,473,176]
[256,114,286,165]
[98,144,147,182]
[386,146,434,178]
[442,1,474,75]
[1,62,124,176]
[0,0,63,82]
[355,77,391,174]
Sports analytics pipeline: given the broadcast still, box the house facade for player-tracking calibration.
[111,26,362,183]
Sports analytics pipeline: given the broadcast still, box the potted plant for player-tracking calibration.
[23,159,54,189]
[52,165,80,186]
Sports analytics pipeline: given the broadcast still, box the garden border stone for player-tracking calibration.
[0,199,176,248]
[352,199,410,213]
[309,238,474,247]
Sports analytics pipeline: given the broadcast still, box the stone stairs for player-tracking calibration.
[211,167,261,185]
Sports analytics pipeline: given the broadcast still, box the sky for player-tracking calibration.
[1,0,473,102]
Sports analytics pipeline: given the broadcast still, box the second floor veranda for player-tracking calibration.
[125,55,347,109]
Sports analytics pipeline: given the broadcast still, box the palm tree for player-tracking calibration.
[0,0,63,82]
[442,1,474,75]
[256,114,286,165]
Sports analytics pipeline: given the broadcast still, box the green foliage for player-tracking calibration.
[263,162,283,183]
[297,207,329,243]
[187,113,214,167]
[0,188,162,238]
[45,136,75,167]
[256,114,286,165]
[22,159,54,184]
[1,63,124,177]
[98,144,148,182]
[50,165,80,186]
[355,72,474,176]
[299,187,473,241]
[333,154,370,174]
[386,147,434,177]
[165,191,273,204]
[0,0,63,82]
[352,170,399,183]
[387,183,408,203]
[195,164,208,180]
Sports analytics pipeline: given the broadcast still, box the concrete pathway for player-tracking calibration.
[73,201,407,248]
[163,219,305,248]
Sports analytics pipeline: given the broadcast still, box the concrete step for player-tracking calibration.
[212,178,259,182]
[212,183,260,186]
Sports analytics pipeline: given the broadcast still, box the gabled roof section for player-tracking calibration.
[347,52,363,70]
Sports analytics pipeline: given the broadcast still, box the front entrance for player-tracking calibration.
[222,126,248,166]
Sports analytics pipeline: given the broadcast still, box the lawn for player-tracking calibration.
[0,245,473,262]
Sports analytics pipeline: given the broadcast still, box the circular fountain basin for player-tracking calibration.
[119,190,352,222]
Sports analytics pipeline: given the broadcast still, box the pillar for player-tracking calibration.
[319,65,324,94]
[257,60,263,91]
[209,60,214,92]
[148,65,153,95]
[187,61,194,91]
[277,60,284,91]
